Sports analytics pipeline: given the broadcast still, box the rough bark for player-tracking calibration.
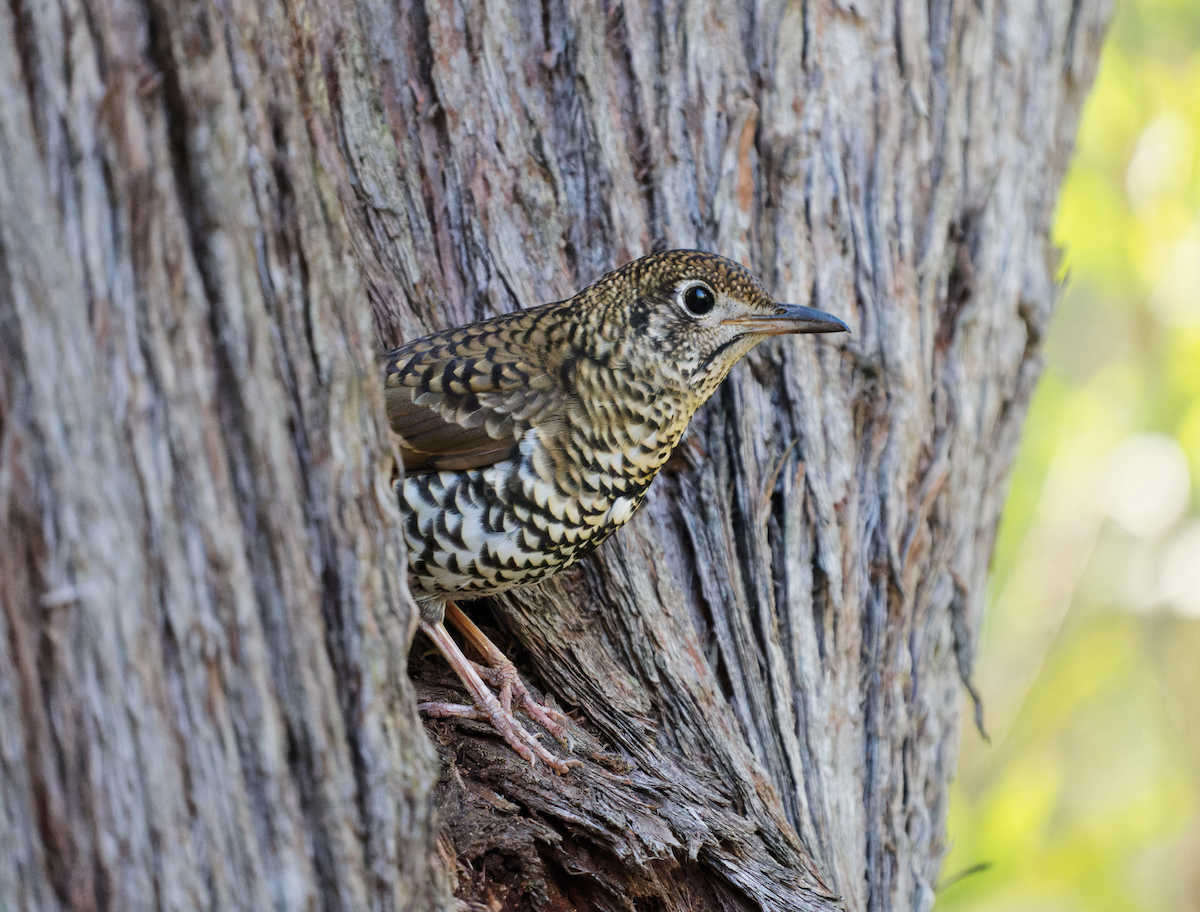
[0,1,1109,910]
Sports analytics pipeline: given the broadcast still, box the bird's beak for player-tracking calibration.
[722,303,851,336]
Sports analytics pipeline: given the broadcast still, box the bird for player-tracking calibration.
[385,250,849,772]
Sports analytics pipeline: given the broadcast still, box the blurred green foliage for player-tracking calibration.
[938,1,1200,909]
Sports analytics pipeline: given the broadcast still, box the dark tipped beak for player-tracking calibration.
[722,303,851,336]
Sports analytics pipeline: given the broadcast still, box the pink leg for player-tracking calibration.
[444,602,575,750]
[417,613,577,774]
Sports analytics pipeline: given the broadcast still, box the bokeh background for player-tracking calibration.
[937,1,1200,910]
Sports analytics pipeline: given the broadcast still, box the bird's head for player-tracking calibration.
[592,250,849,403]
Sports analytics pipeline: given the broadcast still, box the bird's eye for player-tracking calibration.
[682,284,715,316]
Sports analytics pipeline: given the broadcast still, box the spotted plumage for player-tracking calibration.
[387,250,848,772]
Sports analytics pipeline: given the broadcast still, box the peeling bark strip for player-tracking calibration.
[0,1,1109,911]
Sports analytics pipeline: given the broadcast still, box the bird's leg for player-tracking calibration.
[417,616,577,774]
[444,602,575,750]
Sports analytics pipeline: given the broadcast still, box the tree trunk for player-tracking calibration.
[0,1,1110,910]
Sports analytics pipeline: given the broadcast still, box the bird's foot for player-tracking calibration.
[443,601,577,751]
[418,617,579,775]
[470,659,575,750]
[418,694,578,775]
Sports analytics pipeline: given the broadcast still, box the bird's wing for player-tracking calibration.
[384,309,569,474]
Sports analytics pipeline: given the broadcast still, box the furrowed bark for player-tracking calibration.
[0,1,1110,910]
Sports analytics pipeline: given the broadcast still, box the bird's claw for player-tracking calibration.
[418,615,577,773]
[419,691,576,774]
[470,659,575,750]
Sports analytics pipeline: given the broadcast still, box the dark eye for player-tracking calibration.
[683,284,715,316]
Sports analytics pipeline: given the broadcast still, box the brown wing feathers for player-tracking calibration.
[384,313,566,474]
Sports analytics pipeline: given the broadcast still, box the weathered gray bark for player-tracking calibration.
[0,0,1109,910]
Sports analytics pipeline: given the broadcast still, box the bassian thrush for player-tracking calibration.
[386,250,849,772]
